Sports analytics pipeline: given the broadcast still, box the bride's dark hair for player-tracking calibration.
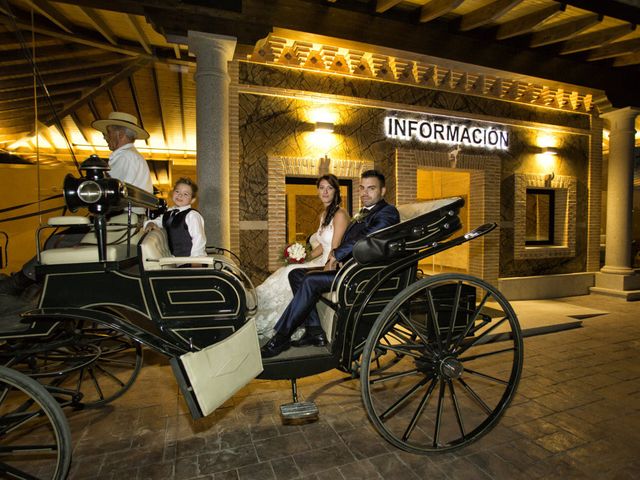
[317,174,341,228]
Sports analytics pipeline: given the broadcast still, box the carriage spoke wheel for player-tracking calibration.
[12,322,143,408]
[58,324,143,408]
[0,366,72,479]
[361,274,523,453]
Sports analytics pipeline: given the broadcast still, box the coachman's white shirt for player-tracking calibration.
[108,143,153,193]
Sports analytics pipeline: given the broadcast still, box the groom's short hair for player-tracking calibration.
[361,169,385,188]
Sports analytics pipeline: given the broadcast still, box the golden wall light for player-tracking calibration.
[314,121,334,133]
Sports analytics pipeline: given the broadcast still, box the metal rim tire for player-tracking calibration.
[360,274,524,454]
[0,365,72,480]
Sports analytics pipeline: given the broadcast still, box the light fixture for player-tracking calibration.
[314,121,334,133]
[540,146,559,155]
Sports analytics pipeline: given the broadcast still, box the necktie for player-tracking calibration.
[358,207,368,215]
[166,209,178,226]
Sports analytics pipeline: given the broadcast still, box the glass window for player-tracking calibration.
[526,188,555,245]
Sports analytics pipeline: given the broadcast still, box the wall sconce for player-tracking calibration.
[541,147,559,155]
[314,121,334,133]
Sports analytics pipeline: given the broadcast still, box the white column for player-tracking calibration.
[188,31,236,249]
[600,107,638,274]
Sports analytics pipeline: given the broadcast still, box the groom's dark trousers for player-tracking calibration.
[273,200,400,337]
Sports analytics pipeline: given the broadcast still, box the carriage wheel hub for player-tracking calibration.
[440,357,463,379]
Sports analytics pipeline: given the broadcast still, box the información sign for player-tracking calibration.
[384,116,509,150]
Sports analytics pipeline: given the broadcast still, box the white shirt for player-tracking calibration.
[145,206,207,257]
[109,143,153,193]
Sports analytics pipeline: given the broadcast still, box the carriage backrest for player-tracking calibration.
[139,227,172,270]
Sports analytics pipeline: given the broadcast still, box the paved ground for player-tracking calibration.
[67,294,640,480]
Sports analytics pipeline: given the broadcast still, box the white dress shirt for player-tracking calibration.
[109,143,153,193]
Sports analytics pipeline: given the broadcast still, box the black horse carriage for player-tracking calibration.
[0,157,523,478]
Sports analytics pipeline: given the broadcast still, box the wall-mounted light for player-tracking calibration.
[541,146,559,155]
[314,121,334,133]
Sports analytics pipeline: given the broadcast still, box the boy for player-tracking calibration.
[145,178,206,258]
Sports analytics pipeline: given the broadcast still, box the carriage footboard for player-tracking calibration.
[170,318,263,419]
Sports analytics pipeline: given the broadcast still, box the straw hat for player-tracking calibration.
[92,111,149,140]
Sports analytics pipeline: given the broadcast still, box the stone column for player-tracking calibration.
[592,107,640,300]
[600,107,638,274]
[188,31,236,249]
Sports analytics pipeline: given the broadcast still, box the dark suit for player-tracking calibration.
[274,200,400,336]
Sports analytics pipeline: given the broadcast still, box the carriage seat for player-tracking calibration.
[317,197,464,341]
[39,213,144,265]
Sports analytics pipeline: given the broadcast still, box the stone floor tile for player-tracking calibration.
[338,427,391,460]
[270,456,301,480]
[198,444,260,475]
[254,431,311,462]
[237,461,276,480]
[292,444,355,476]
[338,459,383,479]
[367,453,420,480]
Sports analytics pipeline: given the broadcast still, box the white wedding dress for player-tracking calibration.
[253,218,334,338]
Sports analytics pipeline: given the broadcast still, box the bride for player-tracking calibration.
[254,174,349,337]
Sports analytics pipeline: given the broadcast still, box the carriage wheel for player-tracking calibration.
[13,323,143,408]
[0,366,72,479]
[361,274,523,453]
[59,324,143,408]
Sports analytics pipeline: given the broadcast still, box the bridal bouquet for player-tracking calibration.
[283,242,307,264]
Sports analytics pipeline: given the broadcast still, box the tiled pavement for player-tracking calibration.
[68,294,640,479]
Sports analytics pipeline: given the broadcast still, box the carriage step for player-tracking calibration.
[280,401,319,424]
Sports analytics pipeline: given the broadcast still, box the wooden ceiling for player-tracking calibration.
[1,0,640,163]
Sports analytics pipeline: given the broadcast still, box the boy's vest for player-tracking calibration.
[162,208,195,257]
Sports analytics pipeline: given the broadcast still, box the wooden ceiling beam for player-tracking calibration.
[177,69,185,146]
[22,0,74,34]
[495,3,565,40]
[71,111,94,147]
[0,13,148,57]
[588,37,640,60]
[560,23,636,54]
[127,74,149,146]
[0,79,101,102]
[375,0,404,14]
[151,65,167,146]
[0,65,122,91]
[613,50,640,66]
[0,88,80,106]
[0,54,126,80]
[0,31,61,49]
[126,14,152,55]
[1,44,101,64]
[107,87,119,112]
[529,13,602,48]
[78,6,118,45]
[38,57,151,129]
[459,0,524,31]
[36,121,58,153]
[420,0,464,23]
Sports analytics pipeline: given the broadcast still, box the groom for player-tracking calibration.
[261,169,400,358]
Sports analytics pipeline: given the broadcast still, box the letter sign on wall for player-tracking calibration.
[384,116,509,150]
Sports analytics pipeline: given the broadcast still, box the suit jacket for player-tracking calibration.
[333,199,400,263]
